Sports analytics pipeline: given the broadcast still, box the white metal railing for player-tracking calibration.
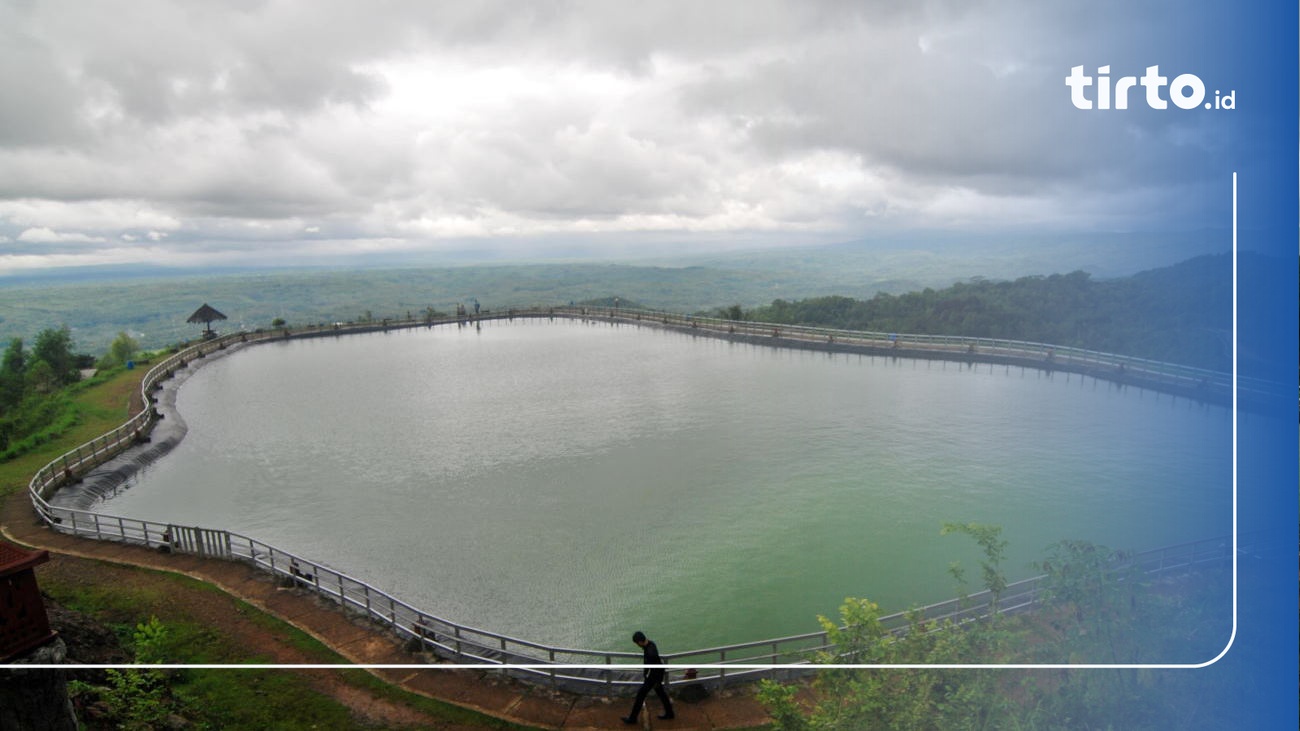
[24,309,1246,692]
[550,305,1245,401]
[28,486,1244,690]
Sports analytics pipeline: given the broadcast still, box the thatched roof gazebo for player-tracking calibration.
[187,303,228,340]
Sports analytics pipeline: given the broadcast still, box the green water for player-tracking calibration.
[93,319,1232,652]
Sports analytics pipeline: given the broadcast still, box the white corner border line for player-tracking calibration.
[18,175,1241,673]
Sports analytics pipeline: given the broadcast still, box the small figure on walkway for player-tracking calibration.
[622,630,674,725]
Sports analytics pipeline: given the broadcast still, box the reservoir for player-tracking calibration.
[85,318,1232,652]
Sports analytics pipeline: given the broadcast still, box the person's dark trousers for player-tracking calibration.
[628,671,673,721]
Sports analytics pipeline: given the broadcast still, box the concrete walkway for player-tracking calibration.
[2,495,773,731]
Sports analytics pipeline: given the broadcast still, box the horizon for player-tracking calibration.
[0,226,1235,288]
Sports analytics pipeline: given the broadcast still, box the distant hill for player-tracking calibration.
[0,263,809,353]
[0,231,1236,362]
[737,254,1235,371]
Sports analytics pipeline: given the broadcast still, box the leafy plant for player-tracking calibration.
[941,521,1009,612]
[70,616,186,730]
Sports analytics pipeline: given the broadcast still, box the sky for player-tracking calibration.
[0,0,1244,274]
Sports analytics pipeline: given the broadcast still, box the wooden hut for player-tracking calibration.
[0,542,55,662]
[187,303,228,340]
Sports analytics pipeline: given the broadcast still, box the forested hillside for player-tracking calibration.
[737,254,1233,371]
[0,252,1244,374]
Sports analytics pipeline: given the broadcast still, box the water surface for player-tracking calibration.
[86,319,1232,651]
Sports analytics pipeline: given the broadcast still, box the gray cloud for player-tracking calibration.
[0,0,1243,273]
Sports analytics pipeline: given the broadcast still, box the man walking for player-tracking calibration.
[622,631,674,724]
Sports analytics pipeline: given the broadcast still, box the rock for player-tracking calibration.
[0,638,78,731]
[676,682,710,704]
[43,597,129,666]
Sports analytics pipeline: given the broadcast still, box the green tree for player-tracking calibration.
[24,359,59,395]
[0,337,24,412]
[98,331,140,369]
[744,255,1232,370]
[30,326,80,388]
[759,596,1014,731]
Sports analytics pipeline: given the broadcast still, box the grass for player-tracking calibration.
[0,365,145,500]
[40,554,541,730]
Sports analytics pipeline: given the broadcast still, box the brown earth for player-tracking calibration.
[21,538,495,730]
[43,556,453,729]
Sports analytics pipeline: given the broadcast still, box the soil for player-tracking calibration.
[37,552,485,730]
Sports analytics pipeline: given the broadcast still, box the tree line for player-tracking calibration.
[0,327,138,456]
[711,254,1232,371]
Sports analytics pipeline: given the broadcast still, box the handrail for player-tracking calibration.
[549,305,1245,398]
[24,309,1243,692]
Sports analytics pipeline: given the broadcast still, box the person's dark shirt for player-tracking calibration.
[641,639,665,679]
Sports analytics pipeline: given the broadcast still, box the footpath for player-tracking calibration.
[2,492,774,731]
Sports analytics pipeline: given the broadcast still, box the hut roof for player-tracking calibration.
[187,303,228,324]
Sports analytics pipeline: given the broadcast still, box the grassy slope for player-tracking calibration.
[0,367,145,501]
[41,560,536,730]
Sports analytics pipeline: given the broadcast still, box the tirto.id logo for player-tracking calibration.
[1066,65,1235,110]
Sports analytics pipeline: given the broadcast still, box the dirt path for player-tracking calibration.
[39,552,448,729]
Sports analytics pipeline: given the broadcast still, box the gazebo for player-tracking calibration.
[187,303,228,340]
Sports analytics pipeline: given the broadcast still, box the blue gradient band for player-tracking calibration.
[1199,3,1294,728]
[1055,2,1295,726]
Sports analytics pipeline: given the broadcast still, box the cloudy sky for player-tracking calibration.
[0,0,1244,274]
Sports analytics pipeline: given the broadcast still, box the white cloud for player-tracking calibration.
[17,227,107,244]
[0,199,182,232]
